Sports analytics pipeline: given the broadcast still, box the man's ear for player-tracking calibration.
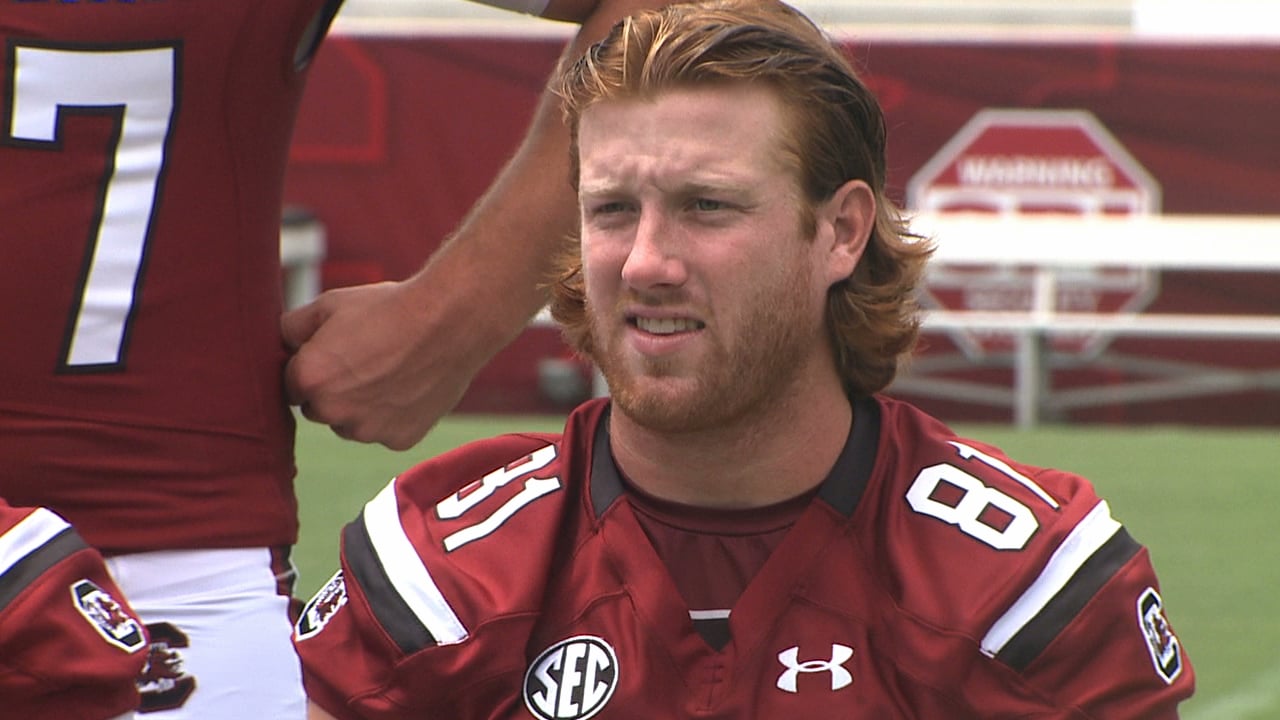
[817,179,875,285]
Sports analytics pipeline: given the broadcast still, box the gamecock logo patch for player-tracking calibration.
[1137,587,1182,684]
[295,570,348,641]
[70,579,146,653]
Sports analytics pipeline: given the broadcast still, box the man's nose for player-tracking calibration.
[620,209,687,290]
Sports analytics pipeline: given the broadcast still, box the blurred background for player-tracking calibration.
[282,0,1280,427]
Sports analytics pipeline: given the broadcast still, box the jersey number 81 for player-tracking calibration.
[906,442,1057,550]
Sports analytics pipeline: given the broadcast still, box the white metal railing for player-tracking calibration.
[280,209,327,311]
[898,213,1280,426]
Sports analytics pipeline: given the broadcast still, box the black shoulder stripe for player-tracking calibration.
[818,395,881,517]
[590,408,624,518]
[996,528,1143,671]
[0,528,88,612]
[293,0,345,71]
[342,513,439,655]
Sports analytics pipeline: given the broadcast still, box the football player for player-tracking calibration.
[0,498,147,720]
[290,0,1192,716]
[1,0,676,717]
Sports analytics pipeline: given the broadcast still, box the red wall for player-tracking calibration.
[283,33,1280,423]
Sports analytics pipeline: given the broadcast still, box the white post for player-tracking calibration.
[280,207,327,310]
[1014,268,1057,428]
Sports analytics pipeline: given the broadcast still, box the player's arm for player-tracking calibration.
[0,504,147,720]
[295,437,566,717]
[899,435,1194,717]
[955,482,1195,716]
[465,0,605,22]
[1010,546,1195,718]
[281,0,676,450]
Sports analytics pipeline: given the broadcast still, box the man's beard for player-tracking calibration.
[590,273,819,434]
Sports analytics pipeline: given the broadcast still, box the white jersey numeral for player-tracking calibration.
[947,441,1059,509]
[437,445,562,552]
[901,438,1059,548]
[8,45,177,368]
[907,465,1038,550]
[907,442,1057,550]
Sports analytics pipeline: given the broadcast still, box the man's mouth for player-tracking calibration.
[632,316,706,335]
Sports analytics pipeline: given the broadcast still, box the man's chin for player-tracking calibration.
[610,379,693,426]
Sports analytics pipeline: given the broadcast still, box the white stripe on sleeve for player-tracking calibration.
[363,480,469,645]
[0,507,71,576]
[981,500,1122,657]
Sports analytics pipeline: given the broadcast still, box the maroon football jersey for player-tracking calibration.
[0,498,147,719]
[295,396,1194,719]
[0,0,342,552]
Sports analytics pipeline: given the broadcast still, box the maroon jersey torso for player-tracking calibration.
[295,396,1194,719]
[0,0,341,552]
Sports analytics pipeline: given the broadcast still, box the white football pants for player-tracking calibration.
[105,547,305,720]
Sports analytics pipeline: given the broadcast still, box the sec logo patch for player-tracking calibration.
[524,635,619,720]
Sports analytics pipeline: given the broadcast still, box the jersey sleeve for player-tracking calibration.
[294,433,571,719]
[873,408,1195,717]
[950,456,1195,717]
[0,504,147,720]
[1012,545,1194,718]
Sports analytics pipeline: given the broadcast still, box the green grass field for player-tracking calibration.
[294,413,1280,718]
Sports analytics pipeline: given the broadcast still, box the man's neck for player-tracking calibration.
[607,381,854,510]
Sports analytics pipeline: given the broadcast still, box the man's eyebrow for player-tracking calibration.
[578,180,622,196]
[578,176,755,198]
[674,180,759,202]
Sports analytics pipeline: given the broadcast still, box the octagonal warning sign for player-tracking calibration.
[906,109,1163,358]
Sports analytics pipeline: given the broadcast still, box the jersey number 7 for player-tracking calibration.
[6,44,178,370]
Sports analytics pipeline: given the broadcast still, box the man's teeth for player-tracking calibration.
[635,317,703,335]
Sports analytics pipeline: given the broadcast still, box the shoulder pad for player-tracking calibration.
[874,410,1144,670]
[342,434,576,654]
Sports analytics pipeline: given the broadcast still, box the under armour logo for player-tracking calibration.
[776,644,854,693]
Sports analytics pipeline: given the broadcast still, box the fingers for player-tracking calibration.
[327,422,359,443]
[278,280,447,450]
[280,297,326,351]
[284,362,303,407]
[282,348,318,406]
[297,403,414,450]
[297,399,360,443]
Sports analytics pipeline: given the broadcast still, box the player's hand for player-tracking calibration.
[281,279,481,450]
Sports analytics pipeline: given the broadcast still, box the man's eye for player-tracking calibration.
[592,201,631,216]
[692,198,727,212]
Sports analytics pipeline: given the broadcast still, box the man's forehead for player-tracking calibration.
[577,86,793,193]
[579,84,786,138]
[578,151,756,195]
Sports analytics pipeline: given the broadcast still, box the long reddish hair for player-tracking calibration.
[550,0,933,396]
